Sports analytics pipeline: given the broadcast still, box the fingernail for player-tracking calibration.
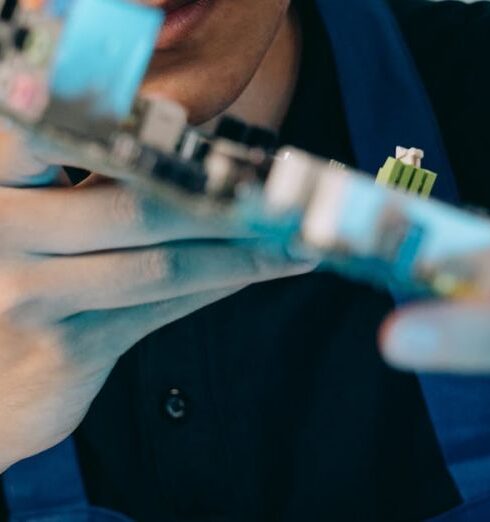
[383,316,442,369]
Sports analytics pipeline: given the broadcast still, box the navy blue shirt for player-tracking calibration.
[4,0,490,520]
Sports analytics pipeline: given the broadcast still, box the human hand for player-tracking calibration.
[0,127,314,471]
[381,250,490,374]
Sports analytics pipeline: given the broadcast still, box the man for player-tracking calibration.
[0,0,490,520]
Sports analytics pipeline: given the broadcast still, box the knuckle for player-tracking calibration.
[110,186,142,229]
[137,194,168,235]
[138,248,182,286]
[111,187,165,236]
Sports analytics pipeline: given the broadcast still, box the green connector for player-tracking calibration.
[376,157,437,198]
[419,169,437,197]
[376,157,403,186]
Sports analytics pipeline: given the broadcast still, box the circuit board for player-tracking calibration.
[0,0,489,298]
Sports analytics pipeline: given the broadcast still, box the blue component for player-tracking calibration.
[49,0,164,121]
[45,0,73,18]
[393,223,425,278]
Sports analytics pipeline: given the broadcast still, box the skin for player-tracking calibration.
[0,0,309,471]
[141,0,299,126]
[381,253,490,374]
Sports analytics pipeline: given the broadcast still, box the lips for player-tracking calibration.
[143,0,196,13]
[148,0,214,50]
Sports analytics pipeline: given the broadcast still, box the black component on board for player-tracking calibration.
[245,126,278,153]
[215,115,278,153]
[151,153,207,194]
[1,0,17,21]
[215,115,248,143]
[13,26,29,50]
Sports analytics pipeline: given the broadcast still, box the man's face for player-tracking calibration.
[140,0,291,123]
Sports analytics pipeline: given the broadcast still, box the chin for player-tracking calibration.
[139,82,234,125]
[139,2,290,125]
[140,61,258,125]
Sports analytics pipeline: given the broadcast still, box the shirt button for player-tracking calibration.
[164,388,188,420]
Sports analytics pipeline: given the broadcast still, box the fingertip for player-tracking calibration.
[380,302,490,374]
[379,306,443,372]
[378,309,399,355]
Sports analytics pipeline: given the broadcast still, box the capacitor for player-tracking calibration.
[264,147,321,215]
[138,98,187,153]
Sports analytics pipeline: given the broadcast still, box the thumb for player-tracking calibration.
[380,302,490,374]
[0,126,69,187]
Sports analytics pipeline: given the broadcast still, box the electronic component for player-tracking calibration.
[12,26,29,49]
[138,97,187,153]
[215,115,278,154]
[215,115,248,143]
[1,0,18,21]
[376,146,437,197]
[0,0,488,299]
[46,0,162,131]
[264,148,320,215]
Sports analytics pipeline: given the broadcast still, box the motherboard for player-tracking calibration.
[0,0,489,299]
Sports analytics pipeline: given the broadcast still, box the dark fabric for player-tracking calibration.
[76,276,461,522]
[76,1,476,520]
[2,438,87,515]
[3,0,490,520]
[392,0,490,210]
[431,494,490,522]
[8,506,133,522]
[317,0,490,508]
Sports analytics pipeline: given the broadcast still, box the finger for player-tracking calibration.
[0,179,250,256]
[11,241,314,322]
[0,128,69,187]
[380,302,490,374]
[60,287,243,367]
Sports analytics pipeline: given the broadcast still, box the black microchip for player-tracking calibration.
[13,27,29,50]
[151,154,207,194]
[1,0,17,21]
[245,126,278,153]
[215,115,249,143]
